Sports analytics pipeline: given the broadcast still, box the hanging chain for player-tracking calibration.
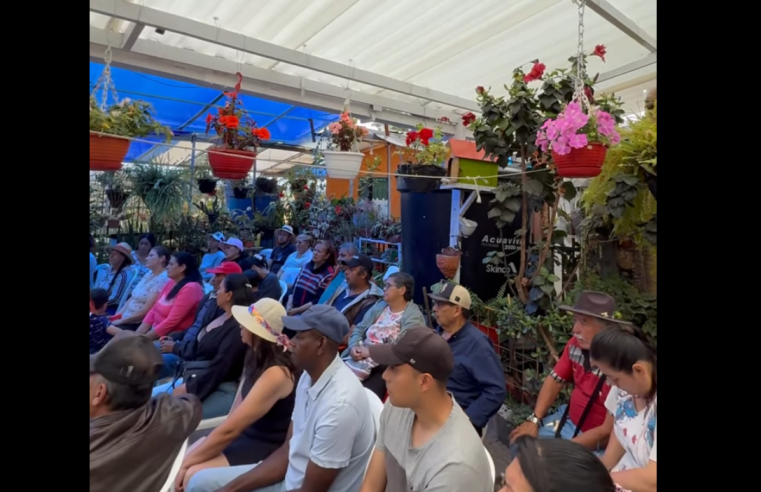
[572,0,589,108]
[93,38,120,110]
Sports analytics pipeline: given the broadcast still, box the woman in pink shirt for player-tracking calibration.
[137,252,204,341]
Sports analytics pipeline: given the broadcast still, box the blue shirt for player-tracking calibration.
[318,271,345,304]
[200,251,225,282]
[90,313,111,354]
[90,252,98,289]
[435,322,506,428]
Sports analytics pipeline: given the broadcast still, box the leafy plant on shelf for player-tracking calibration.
[397,125,449,166]
[205,79,271,151]
[90,96,173,141]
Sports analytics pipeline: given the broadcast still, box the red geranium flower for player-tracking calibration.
[303,185,309,190]
[335,206,342,215]
[405,130,419,146]
[462,112,476,126]
[279,192,284,198]
[304,202,311,209]
[592,44,606,62]
[523,62,546,83]
[476,86,485,94]
[438,116,451,123]
[418,128,434,146]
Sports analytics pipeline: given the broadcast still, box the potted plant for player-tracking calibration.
[89,96,172,171]
[127,159,186,230]
[230,179,250,199]
[436,246,462,279]
[535,100,621,178]
[396,125,448,193]
[195,166,218,195]
[96,171,131,211]
[322,111,369,179]
[205,73,271,179]
[254,176,278,195]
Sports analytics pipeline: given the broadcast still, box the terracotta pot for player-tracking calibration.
[208,148,256,179]
[90,134,130,171]
[106,218,121,228]
[552,142,607,178]
[436,254,460,279]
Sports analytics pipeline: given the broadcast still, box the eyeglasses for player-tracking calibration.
[383,283,397,290]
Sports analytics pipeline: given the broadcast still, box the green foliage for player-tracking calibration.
[127,160,187,228]
[487,182,522,228]
[90,96,172,141]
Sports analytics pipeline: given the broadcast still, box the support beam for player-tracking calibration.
[586,0,657,52]
[89,0,480,111]
[121,22,145,50]
[597,52,656,84]
[90,28,467,135]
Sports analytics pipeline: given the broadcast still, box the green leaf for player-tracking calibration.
[540,266,549,276]
[523,178,544,196]
[504,199,522,212]
[540,284,555,294]
[482,257,492,264]
[487,208,502,218]
[533,276,545,286]
[500,210,516,223]
[623,175,640,186]
[547,274,560,283]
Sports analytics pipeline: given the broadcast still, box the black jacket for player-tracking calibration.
[182,316,247,401]
[172,294,224,359]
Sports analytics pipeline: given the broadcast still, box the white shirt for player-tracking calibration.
[280,250,313,287]
[605,386,657,472]
[284,354,374,492]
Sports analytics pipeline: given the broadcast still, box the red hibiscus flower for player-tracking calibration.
[523,62,546,83]
[462,112,476,126]
[418,128,434,146]
[405,130,419,146]
[592,44,606,62]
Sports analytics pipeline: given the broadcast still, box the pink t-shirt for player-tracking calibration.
[143,280,204,337]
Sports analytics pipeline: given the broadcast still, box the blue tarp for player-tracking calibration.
[90,62,337,161]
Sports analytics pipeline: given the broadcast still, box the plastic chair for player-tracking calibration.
[484,446,495,484]
[259,248,272,260]
[383,266,399,281]
[93,263,110,285]
[364,388,384,434]
[195,373,246,431]
[115,268,138,312]
[159,438,188,492]
[278,280,288,303]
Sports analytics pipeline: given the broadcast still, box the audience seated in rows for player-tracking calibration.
[509,291,624,453]
[110,246,170,331]
[90,234,97,290]
[268,225,296,275]
[361,326,493,492]
[278,234,313,289]
[285,240,336,314]
[174,299,297,490]
[501,436,619,492]
[317,242,356,305]
[157,261,241,379]
[90,333,202,492]
[136,252,205,341]
[185,304,375,492]
[200,232,227,282]
[244,254,283,302]
[592,327,657,492]
[93,242,133,314]
[130,233,157,284]
[90,288,120,354]
[152,273,255,419]
[343,272,425,399]
[430,283,506,436]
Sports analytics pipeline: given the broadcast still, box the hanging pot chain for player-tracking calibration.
[93,42,120,111]
[572,0,590,108]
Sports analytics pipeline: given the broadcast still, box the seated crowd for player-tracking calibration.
[90,230,657,492]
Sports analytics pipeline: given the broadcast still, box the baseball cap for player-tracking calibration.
[207,261,243,275]
[223,238,244,251]
[90,332,163,386]
[281,304,349,344]
[247,254,268,269]
[340,254,374,272]
[427,282,472,309]
[210,231,226,241]
[368,326,453,382]
[232,299,287,344]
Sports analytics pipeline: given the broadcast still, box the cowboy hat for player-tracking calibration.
[558,291,631,325]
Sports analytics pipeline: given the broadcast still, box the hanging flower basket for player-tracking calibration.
[105,189,129,210]
[396,164,446,193]
[197,178,217,195]
[207,148,256,179]
[90,134,130,171]
[322,151,364,180]
[552,142,607,178]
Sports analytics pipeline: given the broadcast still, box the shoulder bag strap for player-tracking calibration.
[555,374,607,438]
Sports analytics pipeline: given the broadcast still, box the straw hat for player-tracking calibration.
[107,242,134,265]
[231,298,287,343]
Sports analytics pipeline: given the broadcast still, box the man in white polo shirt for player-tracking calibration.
[186,304,375,492]
[360,326,493,492]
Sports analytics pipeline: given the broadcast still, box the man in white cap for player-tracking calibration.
[221,237,249,269]
[269,225,296,275]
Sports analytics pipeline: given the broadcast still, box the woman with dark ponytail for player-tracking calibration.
[590,328,657,492]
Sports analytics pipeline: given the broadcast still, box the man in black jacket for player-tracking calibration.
[90,333,202,492]
[156,262,242,378]
[243,253,282,302]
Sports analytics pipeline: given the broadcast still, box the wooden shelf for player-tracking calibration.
[439,182,497,193]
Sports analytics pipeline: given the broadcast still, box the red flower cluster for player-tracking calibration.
[523,62,546,83]
[592,45,606,62]
[476,86,485,94]
[462,112,476,126]
[437,116,451,123]
[406,127,434,146]
[335,206,342,215]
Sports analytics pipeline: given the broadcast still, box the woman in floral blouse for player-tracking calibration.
[591,327,657,492]
[111,246,170,331]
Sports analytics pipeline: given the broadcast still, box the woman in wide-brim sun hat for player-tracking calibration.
[175,298,299,488]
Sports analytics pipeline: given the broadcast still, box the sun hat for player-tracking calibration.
[107,242,134,265]
[275,225,294,236]
[222,238,244,251]
[558,291,631,325]
[232,298,287,344]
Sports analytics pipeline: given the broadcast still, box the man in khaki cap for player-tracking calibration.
[429,282,505,437]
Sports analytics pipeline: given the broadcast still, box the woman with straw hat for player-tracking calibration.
[93,242,134,315]
[173,299,298,491]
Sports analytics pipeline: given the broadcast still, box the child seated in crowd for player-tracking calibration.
[90,288,121,354]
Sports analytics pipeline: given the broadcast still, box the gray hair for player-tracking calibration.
[339,242,358,256]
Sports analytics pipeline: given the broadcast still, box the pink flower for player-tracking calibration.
[328,122,342,134]
[568,133,588,149]
[596,111,615,136]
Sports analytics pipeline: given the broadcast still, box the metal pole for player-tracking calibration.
[188,133,197,208]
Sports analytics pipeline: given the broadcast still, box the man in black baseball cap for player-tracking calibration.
[362,327,494,491]
[282,304,350,373]
[90,333,202,492]
[243,253,283,302]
